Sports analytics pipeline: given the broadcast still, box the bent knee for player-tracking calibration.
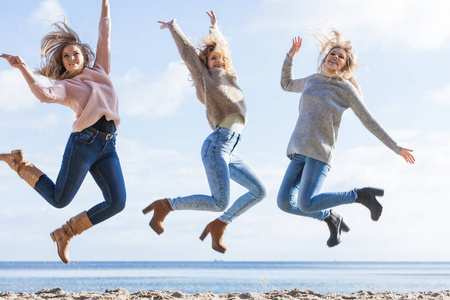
[213,197,228,212]
[298,201,314,213]
[110,195,127,215]
[277,195,291,212]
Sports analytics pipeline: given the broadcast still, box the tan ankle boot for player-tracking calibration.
[50,211,93,264]
[199,219,228,254]
[17,162,44,188]
[142,199,172,235]
[0,150,24,172]
[0,149,44,188]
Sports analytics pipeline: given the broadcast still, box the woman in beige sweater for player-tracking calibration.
[0,0,126,264]
[143,11,267,254]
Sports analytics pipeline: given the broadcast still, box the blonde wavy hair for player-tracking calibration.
[314,28,361,95]
[35,21,94,83]
[198,31,234,75]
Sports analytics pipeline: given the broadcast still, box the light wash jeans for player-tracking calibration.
[34,128,126,225]
[169,127,267,224]
[277,153,356,221]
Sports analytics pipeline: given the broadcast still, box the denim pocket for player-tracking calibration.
[76,130,95,144]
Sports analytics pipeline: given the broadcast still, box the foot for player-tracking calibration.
[0,150,24,172]
[355,188,384,221]
[200,219,227,253]
[324,210,350,247]
[142,199,172,235]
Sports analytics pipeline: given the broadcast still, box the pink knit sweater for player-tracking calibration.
[29,17,120,132]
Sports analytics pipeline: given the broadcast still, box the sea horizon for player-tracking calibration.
[1,261,449,294]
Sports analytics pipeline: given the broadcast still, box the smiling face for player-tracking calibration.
[207,51,225,69]
[323,47,348,72]
[62,44,85,74]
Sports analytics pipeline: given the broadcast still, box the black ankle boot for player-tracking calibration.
[324,210,350,247]
[355,187,384,221]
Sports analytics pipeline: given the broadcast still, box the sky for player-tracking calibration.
[0,0,449,262]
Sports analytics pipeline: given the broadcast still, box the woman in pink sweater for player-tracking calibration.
[0,0,126,264]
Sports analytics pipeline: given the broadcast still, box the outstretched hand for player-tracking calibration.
[1,54,26,68]
[206,11,217,25]
[400,148,415,164]
[158,20,174,29]
[288,36,302,58]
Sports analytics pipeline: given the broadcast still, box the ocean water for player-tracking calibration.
[0,261,449,295]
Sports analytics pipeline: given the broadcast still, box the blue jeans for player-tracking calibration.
[277,154,356,221]
[34,128,126,225]
[169,127,267,224]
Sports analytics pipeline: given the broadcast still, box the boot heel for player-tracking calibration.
[142,203,154,215]
[341,220,350,232]
[50,232,57,242]
[199,228,210,241]
[371,188,384,196]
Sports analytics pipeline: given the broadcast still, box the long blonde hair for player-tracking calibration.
[35,21,94,83]
[314,28,361,95]
[198,29,234,75]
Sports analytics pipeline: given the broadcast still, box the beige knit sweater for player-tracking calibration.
[168,20,247,130]
[28,17,120,132]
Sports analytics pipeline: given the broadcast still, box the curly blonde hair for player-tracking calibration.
[315,28,361,94]
[35,21,94,83]
[198,30,234,75]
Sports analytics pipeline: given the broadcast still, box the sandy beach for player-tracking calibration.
[1,288,449,300]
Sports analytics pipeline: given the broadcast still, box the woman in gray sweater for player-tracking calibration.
[278,32,415,247]
[142,11,267,253]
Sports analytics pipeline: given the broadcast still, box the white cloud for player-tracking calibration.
[426,82,450,107]
[245,0,450,51]
[114,61,194,118]
[30,0,66,25]
[0,70,36,112]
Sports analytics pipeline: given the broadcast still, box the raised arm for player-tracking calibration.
[158,19,206,79]
[101,0,110,18]
[280,37,308,93]
[1,54,37,85]
[94,0,111,74]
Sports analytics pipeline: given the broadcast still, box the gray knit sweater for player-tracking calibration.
[281,55,402,166]
[168,21,247,129]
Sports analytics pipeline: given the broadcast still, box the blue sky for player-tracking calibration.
[0,0,449,262]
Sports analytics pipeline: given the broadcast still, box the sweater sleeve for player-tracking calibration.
[168,21,206,80]
[93,17,111,75]
[348,87,402,154]
[29,81,67,104]
[209,23,227,45]
[281,55,308,93]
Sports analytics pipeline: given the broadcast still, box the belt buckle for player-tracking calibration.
[105,133,114,140]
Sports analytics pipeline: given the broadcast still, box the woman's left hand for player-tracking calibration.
[400,148,415,164]
[206,11,217,25]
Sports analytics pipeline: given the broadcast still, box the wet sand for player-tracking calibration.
[1,288,449,299]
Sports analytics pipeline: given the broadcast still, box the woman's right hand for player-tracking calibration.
[287,36,302,58]
[158,20,174,29]
[1,53,36,85]
[1,54,26,69]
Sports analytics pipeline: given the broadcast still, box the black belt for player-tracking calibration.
[85,127,116,140]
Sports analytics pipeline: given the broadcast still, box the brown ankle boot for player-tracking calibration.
[50,211,93,264]
[142,199,172,235]
[0,150,24,172]
[199,219,228,254]
[0,150,44,188]
[17,162,44,188]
